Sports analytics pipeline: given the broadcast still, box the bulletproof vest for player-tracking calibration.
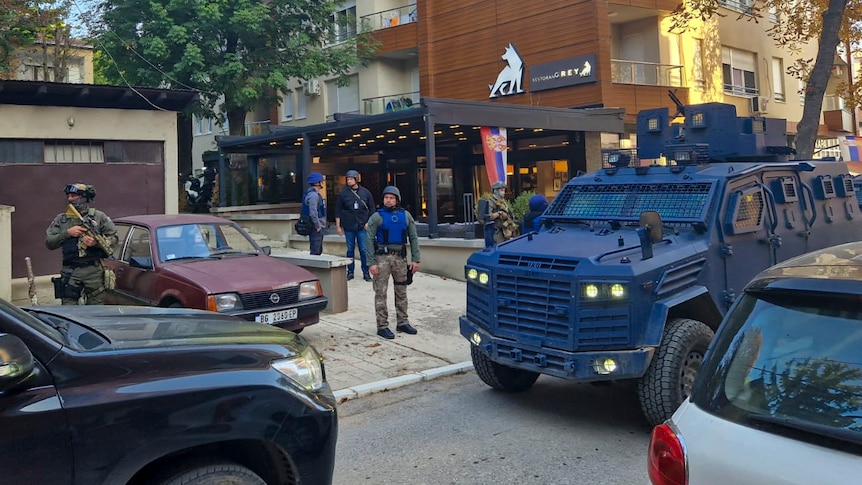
[376,208,408,245]
[61,209,102,261]
[301,188,326,218]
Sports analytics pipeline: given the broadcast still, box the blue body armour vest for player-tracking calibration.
[301,188,326,218]
[376,208,407,245]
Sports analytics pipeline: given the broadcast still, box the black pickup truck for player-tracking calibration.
[0,300,336,485]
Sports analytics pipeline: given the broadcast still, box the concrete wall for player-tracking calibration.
[0,205,14,301]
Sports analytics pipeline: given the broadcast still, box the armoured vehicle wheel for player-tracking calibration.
[155,460,266,485]
[471,345,539,392]
[637,318,714,426]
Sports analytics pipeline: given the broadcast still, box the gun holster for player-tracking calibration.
[52,271,84,300]
[394,264,413,286]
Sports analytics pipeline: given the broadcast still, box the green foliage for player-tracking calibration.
[510,191,536,223]
[93,0,379,134]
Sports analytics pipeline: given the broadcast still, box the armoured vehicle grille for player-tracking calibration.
[496,274,572,349]
[239,287,299,310]
[498,254,579,271]
[547,182,713,222]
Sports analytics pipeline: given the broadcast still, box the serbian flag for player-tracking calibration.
[840,136,861,161]
[481,126,508,185]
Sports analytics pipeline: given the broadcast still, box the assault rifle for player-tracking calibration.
[65,204,113,257]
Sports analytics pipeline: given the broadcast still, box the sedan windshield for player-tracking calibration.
[156,223,259,262]
[695,291,862,444]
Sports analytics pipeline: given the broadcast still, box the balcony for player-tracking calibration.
[245,120,270,136]
[360,4,417,31]
[611,60,684,87]
[362,91,420,116]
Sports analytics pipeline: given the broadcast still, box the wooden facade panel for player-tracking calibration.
[496,0,596,24]
[424,0,488,18]
[425,1,498,41]
[609,0,678,10]
[371,23,418,52]
[426,28,498,75]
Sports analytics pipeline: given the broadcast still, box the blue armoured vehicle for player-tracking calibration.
[460,100,862,425]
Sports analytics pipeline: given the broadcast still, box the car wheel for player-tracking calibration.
[638,317,714,426]
[471,345,539,392]
[155,460,266,485]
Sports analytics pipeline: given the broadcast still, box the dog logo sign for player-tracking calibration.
[489,43,526,99]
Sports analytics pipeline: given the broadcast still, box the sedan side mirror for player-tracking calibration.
[129,256,154,270]
[0,333,36,391]
[261,246,272,256]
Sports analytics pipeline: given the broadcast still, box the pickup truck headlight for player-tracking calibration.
[207,293,243,312]
[272,347,324,392]
[299,281,323,300]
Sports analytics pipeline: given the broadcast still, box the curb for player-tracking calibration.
[333,361,474,403]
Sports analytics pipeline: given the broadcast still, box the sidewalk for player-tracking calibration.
[299,270,474,402]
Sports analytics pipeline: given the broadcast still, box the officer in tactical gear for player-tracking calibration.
[45,183,118,305]
[364,185,421,340]
[488,180,520,243]
[303,172,327,255]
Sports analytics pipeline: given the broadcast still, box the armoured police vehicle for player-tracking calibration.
[460,101,862,425]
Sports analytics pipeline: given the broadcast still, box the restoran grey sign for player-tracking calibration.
[530,54,597,92]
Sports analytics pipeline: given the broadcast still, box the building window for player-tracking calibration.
[44,141,105,163]
[329,2,357,44]
[771,57,785,102]
[104,141,165,163]
[0,140,43,163]
[722,46,758,97]
[297,87,307,120]
[283,91,294,121]
[204,118,213,134]
[194,117,203,135]
[326,75,360,117]
[720,0,754,14]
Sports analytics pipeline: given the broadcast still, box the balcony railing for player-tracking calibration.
[362,91,420,115]
[244,120,270,136]
[360,4,417,31]
[611,60,684,87]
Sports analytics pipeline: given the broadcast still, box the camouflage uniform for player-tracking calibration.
[364,206,421,331]
[490,197,520,243]
[45,207,118,305]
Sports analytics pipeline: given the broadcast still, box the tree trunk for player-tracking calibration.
[227,105,247,136]
[795,0,847,159]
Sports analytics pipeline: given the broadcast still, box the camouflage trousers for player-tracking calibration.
[372,253,410,329]
[62,263,105,305]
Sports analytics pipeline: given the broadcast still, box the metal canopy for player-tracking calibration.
[0,79,198,112]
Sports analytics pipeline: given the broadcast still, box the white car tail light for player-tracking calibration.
[648,423,687,485]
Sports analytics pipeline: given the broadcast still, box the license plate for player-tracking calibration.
[255,308,298,325]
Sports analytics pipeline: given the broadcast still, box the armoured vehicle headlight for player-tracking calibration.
[299,281,323,300]
[584,284,599,299]
[592,358,618,375]
[272,346,324,392]
[467,268,478,280]
[208,293,242,312]
[470,332,482,346]
[610,284,626,298]
[478,273,489,285]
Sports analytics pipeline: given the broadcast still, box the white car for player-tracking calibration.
[648,241,862,485]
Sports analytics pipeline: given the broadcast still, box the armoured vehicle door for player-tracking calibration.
[762,170,809,259]
[721,175,774,297]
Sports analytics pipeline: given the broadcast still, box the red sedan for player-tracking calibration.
[103,214,327,332]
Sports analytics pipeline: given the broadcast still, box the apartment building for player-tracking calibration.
[213,0,849,225]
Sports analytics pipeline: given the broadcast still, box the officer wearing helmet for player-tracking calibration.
[45,183,118,305]
[364,185,422,339]
[487,180,520,243]
[302,172,327,255]
[334,169,375,281]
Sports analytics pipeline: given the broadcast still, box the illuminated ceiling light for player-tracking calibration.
[359,143,367,147]
[472,126,480,129]
[399,122,410,126]
[398,135,407,139]
[327,132,336,137]
[376,134,385,138]
[367,139,375,143]
[338,143,346,147]
[410,130,420,134]
[269,141,277,145]
[420,136,427,140]
[353,134,361,138]
[317,142,324,146]
[459,137,467,141]
[434,130,443,135]
[533,128,544,132]
[294,142,302,146]
[529,144,537,148]
[563,141,570,145]
[515,128,524,132]
[361,127,371,132]
[454,131,464,135]
[321,138,330,142]
[388,140,397,144]
[449,124,459,128]
[297,137,304,141]
[386,128,396,133]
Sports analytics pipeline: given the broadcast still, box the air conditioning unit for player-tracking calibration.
[750,96,768,115]
[303,79,321,96]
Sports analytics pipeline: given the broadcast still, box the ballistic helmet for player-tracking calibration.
[382,185,401,202]
[491,181,506,191]
[345,169,359,181]
[64,183,96,201]
[307,172,325,185]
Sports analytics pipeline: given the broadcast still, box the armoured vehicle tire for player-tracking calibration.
[637,317,714,426]
[155,460,266,485]
[471,345,540,392]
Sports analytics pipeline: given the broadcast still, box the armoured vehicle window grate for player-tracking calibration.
[498,254,578,271]
[545,182,713,222]
[239,287,299,310]
[734,191,764,231]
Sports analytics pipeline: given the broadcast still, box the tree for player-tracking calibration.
[91,0,376,135]
[0,0,38,77]
[670,0,853,158]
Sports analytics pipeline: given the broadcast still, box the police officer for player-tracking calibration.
[488,180,519,243]
[364,186,421,339]
[303,172,327,255]
[45,183,118,305]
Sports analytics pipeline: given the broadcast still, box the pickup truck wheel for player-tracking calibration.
[471,345,539,392]
[637,317,714,426]
[156,460,266,485]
